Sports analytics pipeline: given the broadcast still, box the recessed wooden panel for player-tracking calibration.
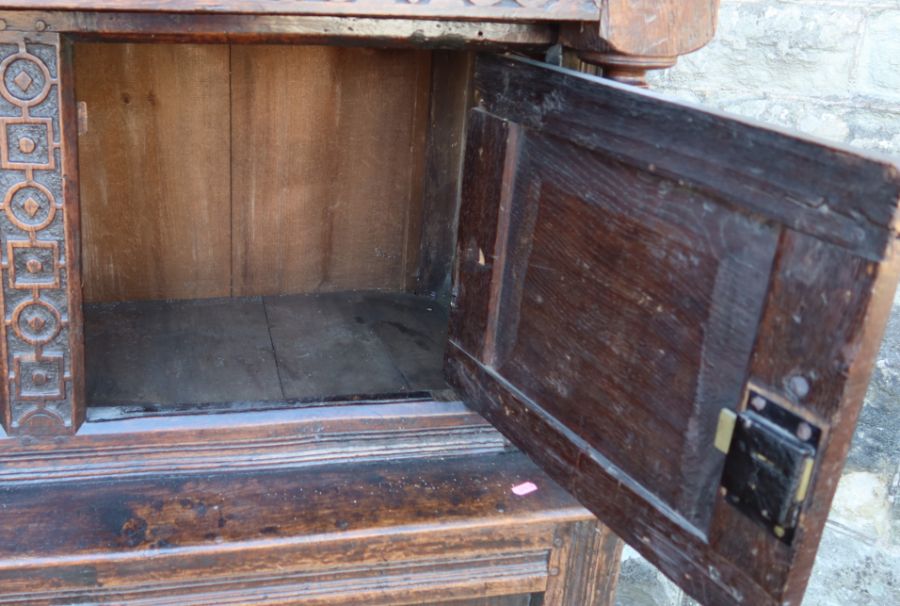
[75,43,231,303]
[231,46,430,296]
[448,54,900,606]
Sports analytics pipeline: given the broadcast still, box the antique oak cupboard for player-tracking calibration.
[0,2,897,605]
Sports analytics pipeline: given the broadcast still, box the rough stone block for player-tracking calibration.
[858,10,900,97]
[652,2,863,97]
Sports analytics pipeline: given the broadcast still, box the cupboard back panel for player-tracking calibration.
[75,43,232,303]
[231,45,430,297]
[75,43,431,303]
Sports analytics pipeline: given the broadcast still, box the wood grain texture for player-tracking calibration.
[472,54,900,261]
[75,43,231,302]
[415,50,473,300]
[0,0,599,22]
[231,45,430,296]
[447,54,900,606]
[544,520,623,606]
[447,109,512,359]
[0,451,591,604]
[83,291,447,407]
[434,597,536,606]
[0,399,507,484]
[453,113,778,529]
[1,12,555,47]
[558,0,718,56]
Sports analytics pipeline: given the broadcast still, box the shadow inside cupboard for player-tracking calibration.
[74,43,459,412]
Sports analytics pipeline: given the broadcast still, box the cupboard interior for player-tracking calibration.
[74,43,465,409]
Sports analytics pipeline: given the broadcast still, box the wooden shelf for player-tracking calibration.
[84,291,449,408]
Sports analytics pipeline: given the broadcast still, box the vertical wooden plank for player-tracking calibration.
[0,31,83,436]
[231,46,431,297]
[75,43,231,303]
[446,109,511,360]
[415,50,473,300]
[544,520,623,606]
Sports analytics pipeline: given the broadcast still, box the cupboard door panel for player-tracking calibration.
[446,53,900,606]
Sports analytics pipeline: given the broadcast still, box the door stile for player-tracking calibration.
[0,30,84,438]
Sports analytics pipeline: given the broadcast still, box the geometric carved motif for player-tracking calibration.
[0,32,76,436]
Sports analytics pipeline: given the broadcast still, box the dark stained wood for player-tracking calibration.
[446,54,900,606]
[447,110,512,359]
[415,50,473,300]
[453,112,778,529]
[266,291,448,400]
[75,43,232,302]
[84,291,448,407]
[0,399,508,483]
[720,233,900,605]
[0,451,593,604]
[84,297,283,406]
[231,45,430,297]
[472,54,900,261]
[350,291,449,391]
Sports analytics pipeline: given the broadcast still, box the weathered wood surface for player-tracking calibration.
[560,1,718,57]
[84,291,447,407]
[76,43,232,302]
[1,12,555,48]
[415,50,473,301]
[232,45,429,297]
[0,451,596,604]
[0,31,83,436]
[472,55,900,261]
[447,54,900,606]
[0,0,598,22]
[0,399,505,483]
[77,44,430,302]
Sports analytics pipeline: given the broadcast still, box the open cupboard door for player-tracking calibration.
[445,54,900,606]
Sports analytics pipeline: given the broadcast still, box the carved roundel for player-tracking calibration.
[4,181,56,231]
[11,299,61,345]
[0,53,52,107]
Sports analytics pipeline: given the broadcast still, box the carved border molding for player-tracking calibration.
[0,31,80,437]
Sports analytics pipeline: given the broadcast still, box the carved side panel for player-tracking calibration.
[0,32,81,437]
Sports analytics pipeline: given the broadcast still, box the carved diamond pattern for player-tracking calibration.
[0,34,74,436]
[12,71,32,93]
[23,196,40,218]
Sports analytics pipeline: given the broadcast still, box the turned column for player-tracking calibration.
[0,30,83,438]
[559,0,717,86]
[576,51,677,88]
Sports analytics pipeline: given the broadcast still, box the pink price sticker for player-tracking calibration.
[511,481,538,496]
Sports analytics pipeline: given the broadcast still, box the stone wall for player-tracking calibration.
[616,1,900,604]
[650,0,900,156]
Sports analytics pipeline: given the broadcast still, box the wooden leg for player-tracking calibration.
[0,31,83,438]
[544,520,623,606]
